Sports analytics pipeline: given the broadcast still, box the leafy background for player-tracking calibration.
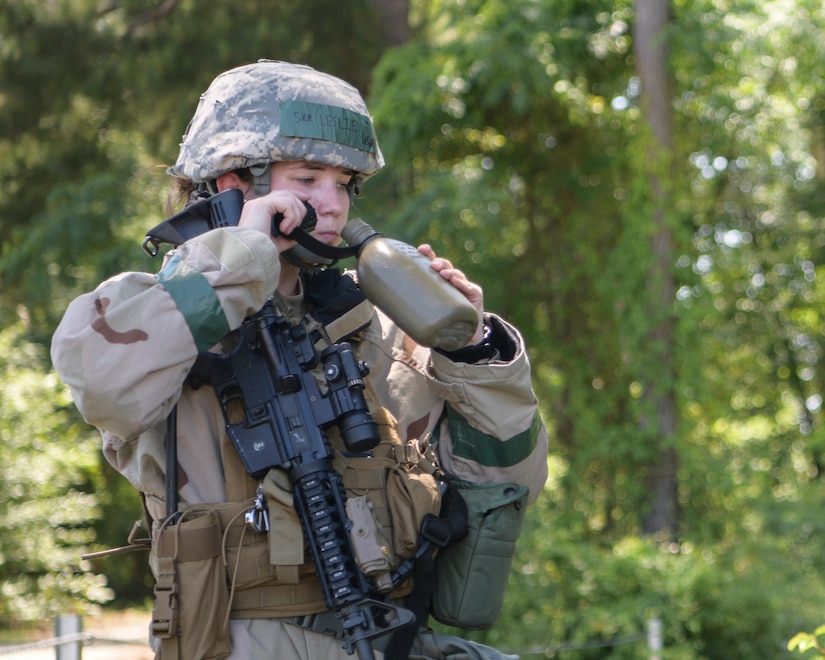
[3,0,825,656]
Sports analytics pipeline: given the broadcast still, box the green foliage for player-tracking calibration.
[369,0,825,653]
[0,320,112,624]
[436,496,825,658]
[790,626,825,656]
[369,0,825,531]
[0,0,385,332]
[6,0,825,656]
[370,0,673,537]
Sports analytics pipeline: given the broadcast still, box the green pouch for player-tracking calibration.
[430,479,528,629]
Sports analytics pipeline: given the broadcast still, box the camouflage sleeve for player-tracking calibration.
[427,314,549,505]
[50,227,280,441]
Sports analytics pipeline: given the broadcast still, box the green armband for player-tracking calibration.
[444,404,541,468]
[157,253,231,352]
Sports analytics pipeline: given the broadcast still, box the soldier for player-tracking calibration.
[51,60,548,659]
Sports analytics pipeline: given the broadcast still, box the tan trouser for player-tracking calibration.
[225,619,519,660]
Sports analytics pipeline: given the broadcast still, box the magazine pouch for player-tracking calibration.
[150,510,232,660]
[430,478,528,629]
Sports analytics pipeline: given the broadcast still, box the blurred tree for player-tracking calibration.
[369,3,825,651]
[369,0,667,537]
[369,0,411,46]
[633,0,678,537]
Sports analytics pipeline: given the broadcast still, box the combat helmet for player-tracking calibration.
[168,60,384,195]
[167,60,384,267]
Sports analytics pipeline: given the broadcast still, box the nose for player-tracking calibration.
[312,179,347,219]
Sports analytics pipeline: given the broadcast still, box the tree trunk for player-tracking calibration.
[368,0,411,46]
[634,0,679,539]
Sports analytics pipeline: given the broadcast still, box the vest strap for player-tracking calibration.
[151,555,180,660]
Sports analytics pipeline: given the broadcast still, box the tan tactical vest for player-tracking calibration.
[147,301,443,658]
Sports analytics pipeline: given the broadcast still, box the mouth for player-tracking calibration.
[313,231,341,245]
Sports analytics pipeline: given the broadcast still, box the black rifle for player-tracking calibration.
[144,193,415,658]
[210,301,414,658]
[142,189,248,257]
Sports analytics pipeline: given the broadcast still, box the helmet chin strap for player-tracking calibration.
[281,245,337,269]
[279,215,362,269]
[248,163,366,270]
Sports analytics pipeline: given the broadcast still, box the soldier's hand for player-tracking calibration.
[239,191,307,253]
[418,244,485,346]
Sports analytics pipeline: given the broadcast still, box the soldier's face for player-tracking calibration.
[270,161,354,245]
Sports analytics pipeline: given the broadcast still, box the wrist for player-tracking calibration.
[434,321,497,363]
[467,322,485,347]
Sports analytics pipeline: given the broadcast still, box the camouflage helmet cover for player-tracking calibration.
[167,60,384,183]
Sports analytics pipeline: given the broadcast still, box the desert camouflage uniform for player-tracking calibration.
[51,62,548,660]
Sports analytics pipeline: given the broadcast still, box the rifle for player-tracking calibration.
[212,301,414,658]
[144,192,415,658]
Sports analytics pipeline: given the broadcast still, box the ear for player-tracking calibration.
[216,172,247,193]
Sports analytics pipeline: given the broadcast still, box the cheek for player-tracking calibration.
[333,188,351,217]
[334,204,350,230]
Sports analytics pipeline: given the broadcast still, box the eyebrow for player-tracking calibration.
[291,162,357,177]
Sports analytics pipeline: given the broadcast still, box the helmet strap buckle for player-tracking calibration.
[249,163,271,197]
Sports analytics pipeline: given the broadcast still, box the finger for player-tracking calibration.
[417,244,457,270]
[416,243,483,307]
[448,272,483,301]
[423,253,455,273]
[240,193,302,236]
[272,198,307,235]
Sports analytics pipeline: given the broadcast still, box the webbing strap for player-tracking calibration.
[165,406,179,520]
[231,581,326,619]
[151,555,179,659]
[156,408,181,660]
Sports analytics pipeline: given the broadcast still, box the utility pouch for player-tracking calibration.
[149,510,231,660]
[430,479,528,630]
[335,441,442,568]
[386,456,442,560]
